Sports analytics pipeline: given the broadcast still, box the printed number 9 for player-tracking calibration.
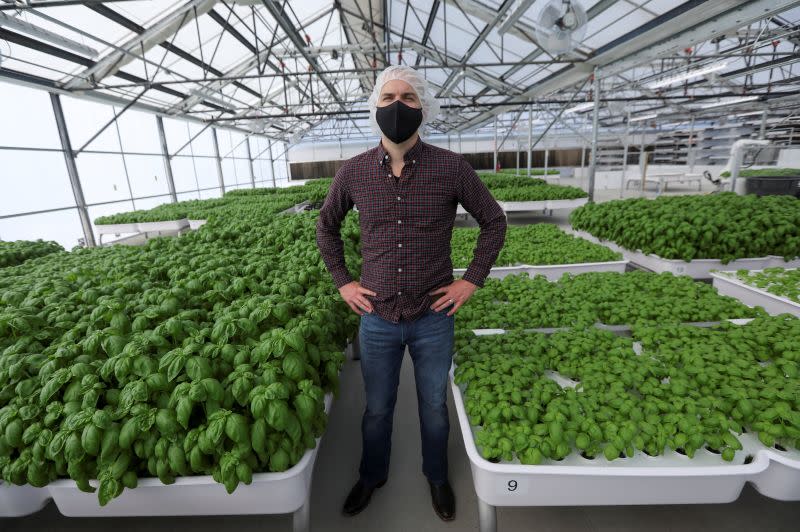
[507,480,517,492]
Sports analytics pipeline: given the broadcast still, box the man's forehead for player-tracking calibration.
[380,79,417,96]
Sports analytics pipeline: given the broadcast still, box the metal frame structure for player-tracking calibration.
[0,0,796,145]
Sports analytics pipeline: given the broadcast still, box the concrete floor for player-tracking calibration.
[5,355,799,532]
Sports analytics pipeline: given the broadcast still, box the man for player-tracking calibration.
[316,65,506,521]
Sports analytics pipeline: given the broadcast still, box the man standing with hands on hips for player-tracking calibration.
[316,65,506,521]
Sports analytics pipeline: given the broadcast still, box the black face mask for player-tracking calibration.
[375,100,423,144]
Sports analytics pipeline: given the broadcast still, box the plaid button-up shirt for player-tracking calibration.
[316,138,506,323]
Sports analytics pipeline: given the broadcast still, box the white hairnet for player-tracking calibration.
[367,65,441,136]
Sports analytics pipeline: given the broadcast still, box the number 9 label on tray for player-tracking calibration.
[497,478,527,496]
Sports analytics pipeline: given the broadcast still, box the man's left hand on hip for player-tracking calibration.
[429,279,478,316]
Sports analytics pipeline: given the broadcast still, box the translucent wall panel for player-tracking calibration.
[187,124,215,156]
[170,156,202,195]
[74,153,131,205]
[0,83,62,149]
[61,96,122,152]
[124,154,171,198]
[116,110,161,154]
[162,117,191,153]
[221,158,239,188]
[0,150,74,214]
[193,158,222,191]
[0,209,83,249]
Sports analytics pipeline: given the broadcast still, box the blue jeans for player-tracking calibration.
[358,307,455,487]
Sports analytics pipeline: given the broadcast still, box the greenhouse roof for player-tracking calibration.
[1,0,799,143]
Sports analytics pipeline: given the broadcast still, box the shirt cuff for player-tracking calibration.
[330,268,354,289]
[461,266,487,288]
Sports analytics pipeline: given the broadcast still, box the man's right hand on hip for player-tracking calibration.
[339,281,377,315]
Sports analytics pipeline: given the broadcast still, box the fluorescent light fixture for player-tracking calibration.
[648,61,727,89]
[700,95,759,109]
[629,113,658,122]
[564,102,594,114]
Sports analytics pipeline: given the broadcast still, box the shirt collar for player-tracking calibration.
[376,136,425,166]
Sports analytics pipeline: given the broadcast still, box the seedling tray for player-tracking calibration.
[568,229,800,279]
[450,365,800,532]
[94,223,140,235]
[47,393,332,528]
[501,198,588,213]
[711,272,800,317]
[137,220,189,233]
[0,483,50,517]
[454,261,628,282]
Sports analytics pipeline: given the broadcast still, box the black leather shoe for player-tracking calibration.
[429,480,455,521]
[342,478,386,516]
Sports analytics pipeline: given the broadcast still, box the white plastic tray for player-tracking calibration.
[470,319,754,337]
[568,229,800,279]
[137,220,189,233]
[545,198,589,210]
[48,394,332,524]
[450,367,800,532]
[0,483,50,517]
[188,219,208,230]
[711,272,800,317]
[499,200,549,212]
[454,261,628,281]
[500,198,588,213]
[94,223,140,235]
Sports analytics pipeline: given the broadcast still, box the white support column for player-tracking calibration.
[156,116,178,203]
[527,105,533,177]
[759,111,767,140]
[50,93,96,247]
[515,140,520,174]
[245,137,257,189]
[544,148,549,177]
[688,115,696,172]
[587,68,600,203]
[620,112,630,198]
[211,128,226,196]
[493,115,498,173]
[268,139,277,188]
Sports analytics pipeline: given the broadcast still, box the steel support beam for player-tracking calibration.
[456,0,800,132]
[156,116,178,203]
[264,0,366,137]
[65,0,217,89]
[437,0,514,98]
[268,139,276,188]
[527,106,532,177]
[587,70,600,203]
[49,92,96,247]
[211,128,226,195]
[493,115,498,172]
[0,11,99,57]
[246,136,257,189]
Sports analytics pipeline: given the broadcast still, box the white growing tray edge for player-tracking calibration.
[449,365,800,507]
[711,271,800,317]
[43,393,333,517]
[567,229,800,278]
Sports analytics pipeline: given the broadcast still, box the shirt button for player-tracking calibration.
[396,196,401,201]
[398,243,402,248]
[398,268,402,272]
[397,220,402,224]
[412,160,416,164]
[397,291,402,295]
